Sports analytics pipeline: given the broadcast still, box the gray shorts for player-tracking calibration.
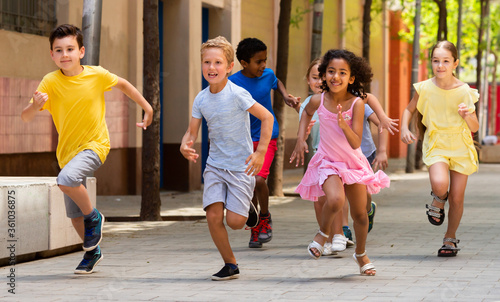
[202,164,256,217]
[57,149,102,218]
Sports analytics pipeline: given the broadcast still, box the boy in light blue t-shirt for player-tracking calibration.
[180,36,273,281]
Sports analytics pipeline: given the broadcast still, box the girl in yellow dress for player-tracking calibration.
[400,41,479,257]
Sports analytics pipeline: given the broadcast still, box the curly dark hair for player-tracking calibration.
[235,38,267,63]
[318,49,373,99]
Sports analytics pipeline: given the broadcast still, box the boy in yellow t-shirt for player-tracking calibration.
[21,24,153,274]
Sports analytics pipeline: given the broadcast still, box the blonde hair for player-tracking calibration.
[200,36,234,65]
[305,57,322,80]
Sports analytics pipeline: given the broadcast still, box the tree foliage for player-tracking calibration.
[395,0,499,82]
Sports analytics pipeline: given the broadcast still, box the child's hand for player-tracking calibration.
[289,139,309,167]
[400,128,417,144]
[378,115,399,135]
[33,91,48,110]
[458,103,471,119]
[136,108,153,130]
[372,152,388,171]
[180,140,199,163]
[285,94,300,109]
[337,104,348,130]
[245,150,265,176]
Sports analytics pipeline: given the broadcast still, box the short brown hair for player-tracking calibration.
[49,24,84,50]
[200,36,234,65]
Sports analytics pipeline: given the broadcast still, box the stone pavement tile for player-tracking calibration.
[2,164,500,301]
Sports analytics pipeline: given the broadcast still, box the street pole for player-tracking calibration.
[81,0,103,66]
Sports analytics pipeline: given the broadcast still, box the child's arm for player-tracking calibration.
[246,103,274,176]
[290,94,320,166]
[180,117,202,163]
[21,91,48,122]
[458,103,479,133]
[114,77,153,130]
[365,93,399,135]
[276,79,301,112]
[338,100,364,149]
[400,93,419,144]
[367,113,389,171]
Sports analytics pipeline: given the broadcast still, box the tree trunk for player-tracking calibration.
[489,50,498,135]
[456,0,463,79]
[475,0,488,143]
[140,0,162,221]
[268,0,292,197]
[433,0,448,41]
[362,0,372,92]
[406,0,422,173]
[305,0,324,170]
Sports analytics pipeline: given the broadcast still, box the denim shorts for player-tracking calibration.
[202,164,256,217]
[57,149,102,218]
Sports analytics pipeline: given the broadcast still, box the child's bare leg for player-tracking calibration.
[254,175,269,214]
[309,175,344,257]
[226,210,247,230]
[59,184,93,215]
[206,203,236,264]
[346,183,374,275]
[442,171,468,253]
[342,200,349,226]
[314,196,335,242]
[71,217,84,240]
[366,192,372,212]
[428,162,450,224]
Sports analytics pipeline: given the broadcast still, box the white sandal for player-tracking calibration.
[307,230,329,260]
[331,234,348,252]
[352,251,376,276]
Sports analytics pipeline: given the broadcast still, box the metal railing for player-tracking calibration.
[0,0,56,37]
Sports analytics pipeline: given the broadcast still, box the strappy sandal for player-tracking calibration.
[307,230,329,260]
[352,251,376,276]
[438,238,461,257]
[426,191,448,226]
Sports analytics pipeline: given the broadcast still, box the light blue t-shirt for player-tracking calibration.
[229,68,279,141]
[192,80,256,171]
[299,95,320,151]
[300,100,377,157]
[361,104,376,158]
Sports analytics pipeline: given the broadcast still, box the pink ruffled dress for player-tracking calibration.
[295,93,390,201]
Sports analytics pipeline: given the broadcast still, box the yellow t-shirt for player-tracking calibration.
[414,78,479,174]
[34,65,118,168]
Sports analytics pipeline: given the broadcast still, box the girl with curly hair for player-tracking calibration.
[290,49,391,276]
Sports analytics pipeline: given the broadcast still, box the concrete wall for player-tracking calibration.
[0,177,96,264]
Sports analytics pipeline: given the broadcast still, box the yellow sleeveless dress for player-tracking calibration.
[415,79,479,175]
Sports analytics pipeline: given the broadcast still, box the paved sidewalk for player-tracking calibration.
[1,162,500,301]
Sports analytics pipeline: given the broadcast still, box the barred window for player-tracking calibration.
[0,0,56,37]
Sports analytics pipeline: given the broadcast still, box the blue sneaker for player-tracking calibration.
[83,210,105,251]
[343,226,354,247]
[74,247,103,274]
[368,202,377,233]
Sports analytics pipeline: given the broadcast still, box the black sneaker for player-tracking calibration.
[245,202,259,228]
[74,247,103,274]
[211,264,240,281]
[83,210,105,251]
[248,224,262,248]
[258,213,272,243]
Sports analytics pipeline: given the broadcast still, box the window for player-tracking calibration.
[0,0,56,36]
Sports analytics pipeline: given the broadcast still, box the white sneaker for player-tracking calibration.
[322,242,338,256]
[331,234,347,252]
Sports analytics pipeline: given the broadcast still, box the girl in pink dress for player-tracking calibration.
[290,49,390,276]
